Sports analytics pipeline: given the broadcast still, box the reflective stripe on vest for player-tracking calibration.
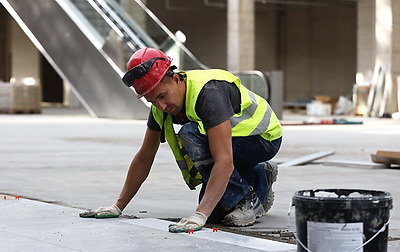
[230,88,273,136]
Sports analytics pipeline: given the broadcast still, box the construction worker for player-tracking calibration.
[80,47,283,233]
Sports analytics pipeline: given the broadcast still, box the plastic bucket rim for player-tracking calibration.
[291,188,393,251]
[292,188,393,210]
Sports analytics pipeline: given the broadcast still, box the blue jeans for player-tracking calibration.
[178,122,282,222]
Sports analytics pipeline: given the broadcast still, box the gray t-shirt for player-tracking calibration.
[147,80,241,131]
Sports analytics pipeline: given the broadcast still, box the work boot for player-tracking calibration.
[262,161,278,213]
[223,188,265,227]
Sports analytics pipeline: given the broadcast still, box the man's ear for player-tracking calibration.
[173,73,182,84]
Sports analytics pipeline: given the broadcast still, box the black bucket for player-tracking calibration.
[292,189,392,252]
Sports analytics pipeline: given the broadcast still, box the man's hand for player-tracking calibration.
[168,211,207,233]
[79,204,122,219]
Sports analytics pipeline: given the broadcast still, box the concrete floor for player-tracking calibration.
[1,107,400,251]
[0,197,296,251]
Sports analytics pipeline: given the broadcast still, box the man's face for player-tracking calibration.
[144,74,185,115]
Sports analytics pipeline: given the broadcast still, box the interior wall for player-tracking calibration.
[255,5,278,71]
[10,20,40,81]
[284,4,357,101]
[311,5,357,99]
[147,0,227,68]
[284,8,313,101]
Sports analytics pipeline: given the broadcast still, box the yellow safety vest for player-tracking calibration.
[152,108,202,190]
[152,69,282,189]
[185,69,282,140]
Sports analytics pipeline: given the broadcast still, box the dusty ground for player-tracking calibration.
[159,217,297,244]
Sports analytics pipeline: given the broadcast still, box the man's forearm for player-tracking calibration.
[115,157,152,211]
[196,162,233,216]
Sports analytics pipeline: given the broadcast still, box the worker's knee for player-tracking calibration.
[178,122,206,146]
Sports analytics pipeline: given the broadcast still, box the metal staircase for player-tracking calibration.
[1,0,273,119]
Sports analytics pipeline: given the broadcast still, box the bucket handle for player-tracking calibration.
[287,201,394,252]
[287,201,311,252]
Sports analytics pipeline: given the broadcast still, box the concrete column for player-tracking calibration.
[357,0,375,79]
[357,0,393,77]
[393,1,400,79]
[377,0,400,113]
[375,0,392,71]
[392,0,400,112]
[357,0,399,114]
[227,0,255,71]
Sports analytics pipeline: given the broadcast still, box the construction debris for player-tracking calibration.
[323,160,389,169]
[364,64,399,118]
[321,151,400,169]
[282,118,363,126]
[279,151,334,167]
[0,79,42,114]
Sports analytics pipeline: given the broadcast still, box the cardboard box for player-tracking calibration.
[10,81,42,113]
[306,101,332,116]
[371,151,400,165]
[353,85,370,116]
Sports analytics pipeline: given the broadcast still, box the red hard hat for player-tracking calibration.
[123,47,172,98]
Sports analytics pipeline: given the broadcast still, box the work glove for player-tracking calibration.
[168,211,207,233]
[79,204,122,219]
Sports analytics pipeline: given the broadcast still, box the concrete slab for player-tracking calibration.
[0,197,296,251]
[1,107,400,251]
